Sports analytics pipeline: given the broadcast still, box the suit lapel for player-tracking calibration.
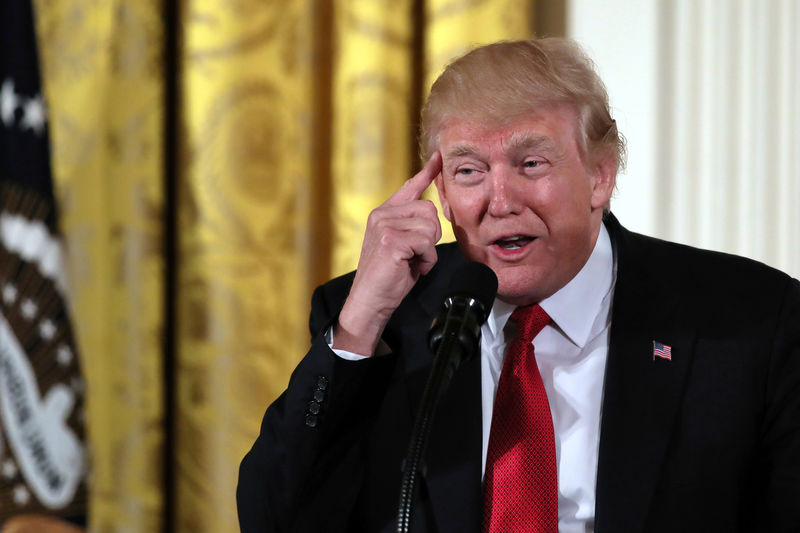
[424,352,483,533]
[595,215,697,533]
[391,246,483,533]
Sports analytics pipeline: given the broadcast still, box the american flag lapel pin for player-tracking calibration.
[653,340,672,361]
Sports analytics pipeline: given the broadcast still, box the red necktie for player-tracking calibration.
[483,304,557,533]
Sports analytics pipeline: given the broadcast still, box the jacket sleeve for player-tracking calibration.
[759,277,800,532]
[237,281,396,533]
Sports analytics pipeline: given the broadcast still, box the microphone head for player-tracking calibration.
[445,261,498,317]
[427,261,498,358]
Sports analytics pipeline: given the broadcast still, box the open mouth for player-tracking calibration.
[494,235,535,250]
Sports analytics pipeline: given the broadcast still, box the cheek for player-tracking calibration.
[544,177,594,216]
[447,192,486,225]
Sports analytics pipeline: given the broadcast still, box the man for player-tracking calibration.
[238,39,800,533]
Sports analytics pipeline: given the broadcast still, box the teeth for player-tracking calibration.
[496,235,531,250]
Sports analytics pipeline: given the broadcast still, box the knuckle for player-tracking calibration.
[378,228,399,248]
[421,200,438,217]
[366,208,384,225]
[421,217,439,237]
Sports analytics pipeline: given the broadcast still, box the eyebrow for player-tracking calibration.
[443,133,559,160]
[506,133,558,153]
[444,144,481,159]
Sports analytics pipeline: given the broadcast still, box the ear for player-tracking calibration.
[434,171,454,222]
[589,152,618,210]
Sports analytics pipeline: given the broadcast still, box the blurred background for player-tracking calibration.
[1,0,797,532]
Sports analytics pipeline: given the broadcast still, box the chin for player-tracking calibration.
[493,265,560,305]
[496,281,543,306]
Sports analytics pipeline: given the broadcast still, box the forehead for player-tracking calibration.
[437,104,580,157]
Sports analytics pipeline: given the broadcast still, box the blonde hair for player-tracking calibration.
[420,38,626,170]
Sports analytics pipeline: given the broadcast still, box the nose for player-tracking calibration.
[486,167,520,217]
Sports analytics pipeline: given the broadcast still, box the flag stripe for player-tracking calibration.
[653,341,672,360]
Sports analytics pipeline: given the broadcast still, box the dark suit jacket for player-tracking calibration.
[237,214,800,533]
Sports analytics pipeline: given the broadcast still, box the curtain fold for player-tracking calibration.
[34,0,166,531]
[176,1,317,531]
[330,0,415,277]
[34,1,536,531]
[425,0,535,88]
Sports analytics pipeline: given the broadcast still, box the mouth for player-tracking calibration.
[493,235,535,250]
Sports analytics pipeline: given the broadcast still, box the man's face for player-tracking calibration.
[434,104,616,305]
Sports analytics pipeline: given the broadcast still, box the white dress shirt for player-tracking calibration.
[332,224,616,532]
[481,224,615,533]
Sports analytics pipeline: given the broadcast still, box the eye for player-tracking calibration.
[450,165,485,186]
[521,158,549,175]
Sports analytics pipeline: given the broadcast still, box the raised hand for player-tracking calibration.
[333,152,443,356]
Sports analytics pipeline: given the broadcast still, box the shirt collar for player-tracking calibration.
[484,223,614,348]
[485,297,514,344]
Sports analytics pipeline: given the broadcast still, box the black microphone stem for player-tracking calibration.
[395,261,496,533]
[396,322,465,533]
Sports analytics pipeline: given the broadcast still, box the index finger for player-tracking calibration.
[385,151,442,206]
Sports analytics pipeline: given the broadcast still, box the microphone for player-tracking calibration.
[397,262,497,533]
[427,261,498,385]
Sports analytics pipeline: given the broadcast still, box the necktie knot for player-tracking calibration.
[510,304,550,345]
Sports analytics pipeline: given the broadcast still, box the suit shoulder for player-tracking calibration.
[623,229,796,307]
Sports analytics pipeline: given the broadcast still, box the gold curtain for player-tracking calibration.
[331,0,415,276]
[176,1,318,531]
[34,0,537,532]
[34,0,165,532]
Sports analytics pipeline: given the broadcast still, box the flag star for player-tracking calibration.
[2,459,17,479]
[71,375,85,394]
[1,78,19,126]
[39,318,57,340]
[20,299,38,319]
[2,283,17,304]
[20,94,47,135]
[12,484,30,505]
[57,344,73,366]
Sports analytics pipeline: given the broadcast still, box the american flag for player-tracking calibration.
[1,0,87,525]
[653,341,672,361]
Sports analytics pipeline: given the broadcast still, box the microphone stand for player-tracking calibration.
[395,296,484,533]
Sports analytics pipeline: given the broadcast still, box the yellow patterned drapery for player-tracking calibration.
[331,0,416,276]
[34,0,165,532]
[176,1,319,531]
[32,1,538,532]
